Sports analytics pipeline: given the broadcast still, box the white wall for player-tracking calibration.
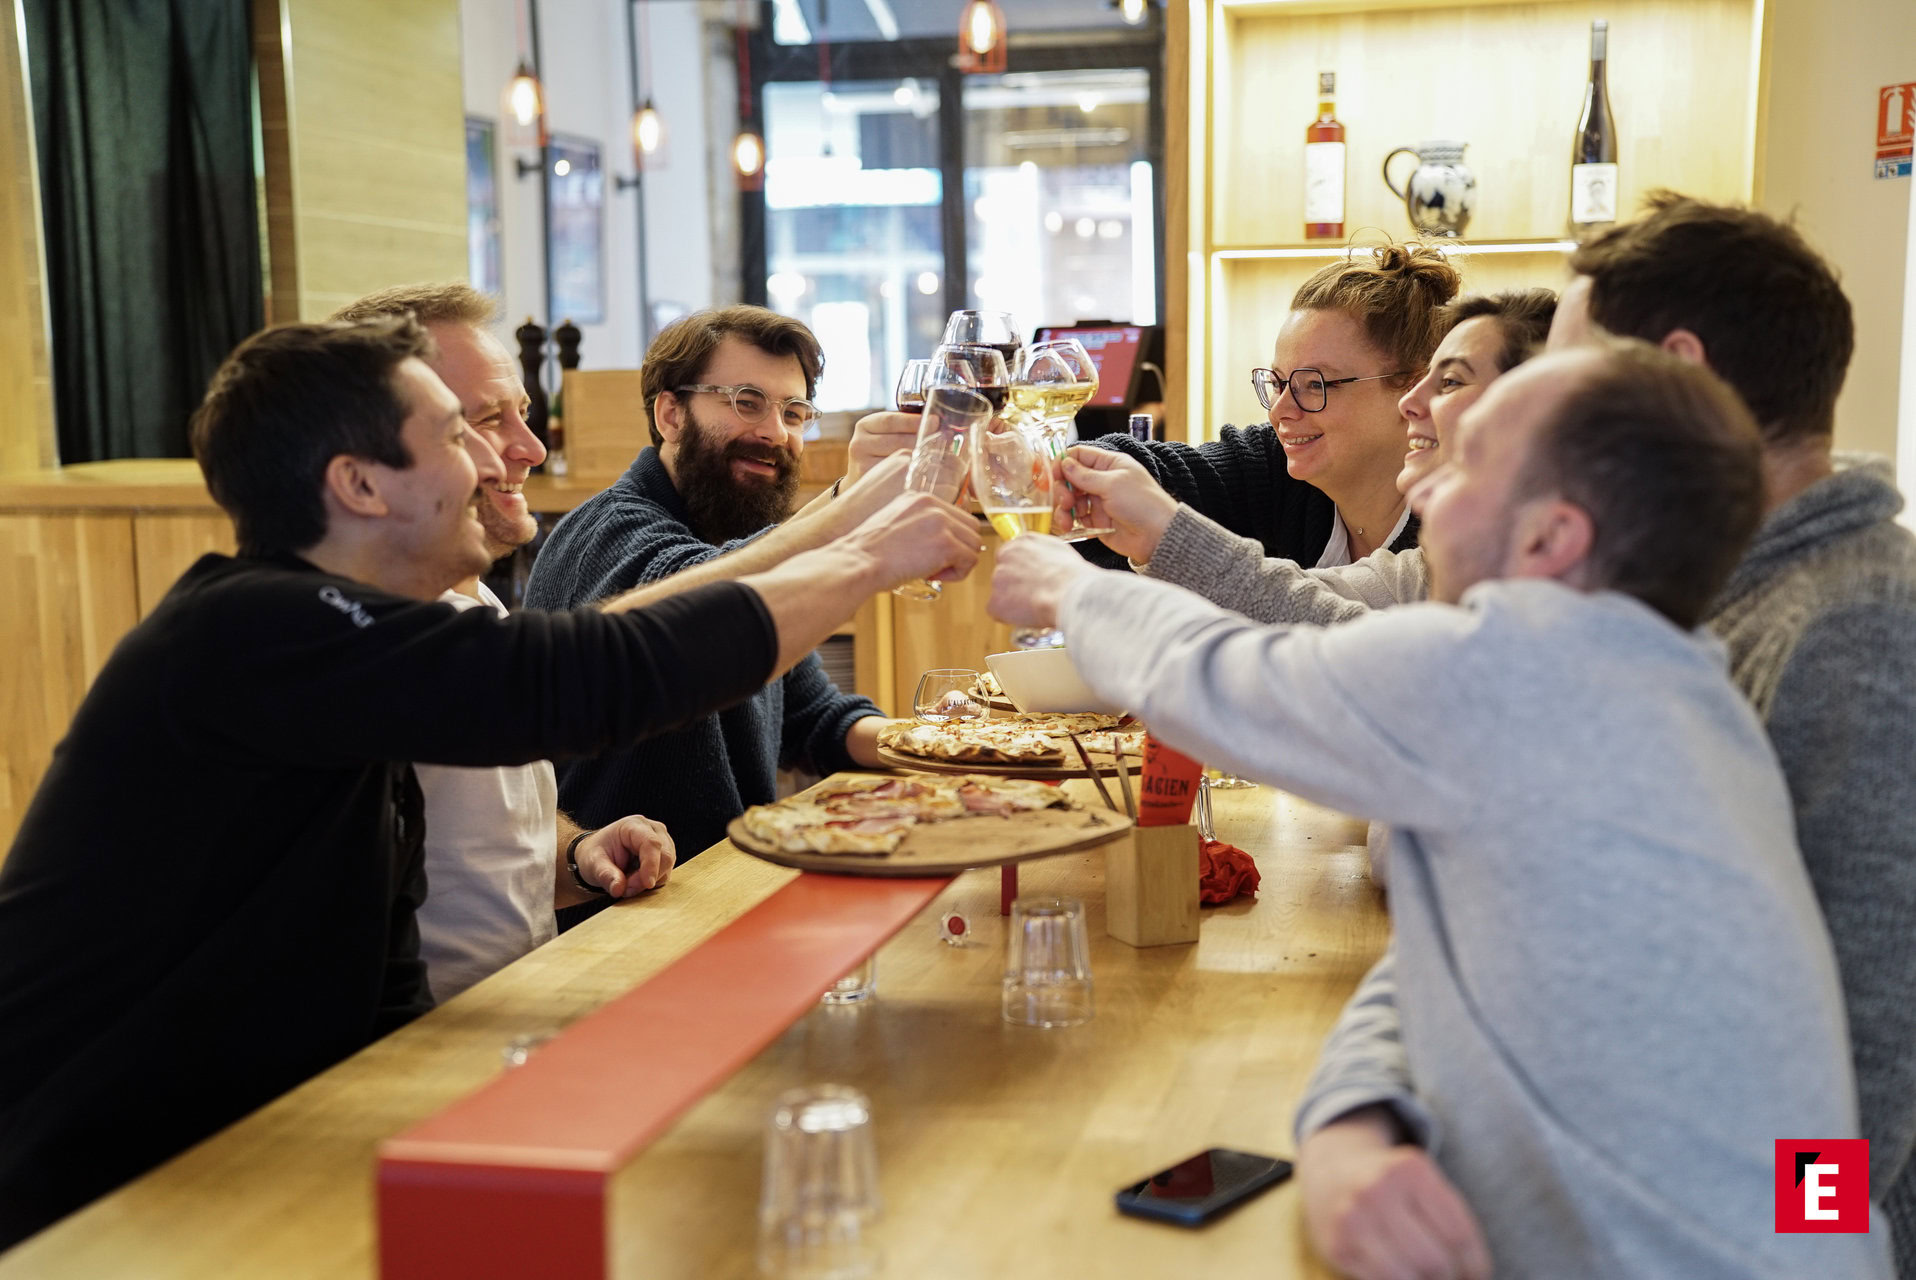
[459,0,720,372]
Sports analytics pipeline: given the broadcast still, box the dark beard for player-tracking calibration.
[672,407,801,544]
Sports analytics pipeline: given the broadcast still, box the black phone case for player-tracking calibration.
[1114,1152,1294,1227]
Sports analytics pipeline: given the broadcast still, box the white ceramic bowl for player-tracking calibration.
[984,647,1125,715]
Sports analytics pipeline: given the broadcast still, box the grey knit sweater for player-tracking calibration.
[1145,454,1916,1273]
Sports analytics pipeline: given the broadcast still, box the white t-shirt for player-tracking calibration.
[413,582,559,1002]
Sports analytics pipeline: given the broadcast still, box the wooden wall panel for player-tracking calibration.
[1216,0,1756,248]
[887,538,1015,714]
[0,514,139,856]
[256,0,467,322]
[0,0,56,472]
[133,513,237,616]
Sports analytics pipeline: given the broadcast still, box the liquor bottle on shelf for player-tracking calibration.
[1569,20,1619,233]
[1304,72,1346,241]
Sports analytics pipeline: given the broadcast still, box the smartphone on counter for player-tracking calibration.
[1114,1149,1294,1227]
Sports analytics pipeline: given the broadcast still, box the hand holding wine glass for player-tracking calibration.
[1010,340,1108,540]
[969,416,1065,648]
[893,385,993,601]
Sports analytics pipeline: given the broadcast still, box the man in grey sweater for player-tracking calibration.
[1068,194,1916,1274]
[991,342,1893,1278]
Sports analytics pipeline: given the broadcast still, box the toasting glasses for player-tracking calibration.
[969,416,1065,649]
[892,385,994,602]
[1008,339,1111,541]
[941,310,1022,374]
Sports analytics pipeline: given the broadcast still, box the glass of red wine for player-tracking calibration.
[942,310,1023,375]
[930,343,1009,416]
[894,359,934,412]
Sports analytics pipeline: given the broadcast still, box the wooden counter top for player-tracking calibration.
[0,783,1386,1279]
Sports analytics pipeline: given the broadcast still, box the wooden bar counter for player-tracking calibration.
[0,782,1386,1279]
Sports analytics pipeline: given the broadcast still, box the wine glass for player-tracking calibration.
[893,385,993,602]
[942,310,1022,374]
[1010,340,1110,541]
[894,359,934,412]
[914,669,989,724]
[930,343,1009,417]
[969,418,1065,649]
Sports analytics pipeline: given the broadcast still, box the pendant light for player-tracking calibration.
[956,0,1007,74]
[732,9,764,190]
[503,1,547,148]
[630,0,665,167]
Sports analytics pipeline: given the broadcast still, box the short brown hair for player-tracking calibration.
[1442,289,1558,374]
[191,317,434,557]
[1291,241,1463,389]
[640,306,824,446]
[329,282,496,329]
[1518,340,1765,629]
[1569,192,1853,445]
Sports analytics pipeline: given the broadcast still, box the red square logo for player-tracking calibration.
[1775,1139,1870,1232]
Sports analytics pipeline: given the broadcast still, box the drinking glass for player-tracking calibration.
[929,343,1009,418]
[893,359,934,413]
[969,418,1065,649]
[941,309,1022,374]
[1002,895,1093,1028]
[1205,765,1258,791]
[913,669,988,724]
[892,385,993,602]
[757,1085,882,1279]
[821,955,877,1005]
[1010,340,1111,541]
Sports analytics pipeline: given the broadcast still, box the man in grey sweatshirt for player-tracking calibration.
[1067,194,1916,1275]
[991,342,1893,1278]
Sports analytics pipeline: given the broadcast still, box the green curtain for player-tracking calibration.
[24,0,261,462]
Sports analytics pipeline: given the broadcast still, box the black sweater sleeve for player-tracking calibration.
[171,567,779,771]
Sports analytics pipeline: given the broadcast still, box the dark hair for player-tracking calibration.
[641,306,824,446]
[329,282,497,329]
[1568,191,1853,444]
[190,317,434,557]
[1517,339,1766,630]
[1291,241,1463,388]
[1441,288,1558,374]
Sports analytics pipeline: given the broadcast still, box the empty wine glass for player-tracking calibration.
[914,669,988,724]
[942,310,1022,373]
[969,418,1065,650]
[892,385,992,602]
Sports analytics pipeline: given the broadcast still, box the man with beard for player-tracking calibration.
[331,285,677,1001]
[524,307,905,912]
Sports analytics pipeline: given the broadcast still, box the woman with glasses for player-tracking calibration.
[1080,241,1460,571]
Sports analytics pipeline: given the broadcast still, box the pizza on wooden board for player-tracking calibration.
[877,713,1144,765]
[736,774,1076,856]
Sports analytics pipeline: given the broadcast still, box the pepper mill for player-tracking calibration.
[514,317,549,453]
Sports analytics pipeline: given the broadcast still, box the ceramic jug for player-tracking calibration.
[1382,141,1476,237]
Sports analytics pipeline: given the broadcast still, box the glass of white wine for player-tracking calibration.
[1009,340,1110,541]
[969,418,1065,649]
[893,385,993,602]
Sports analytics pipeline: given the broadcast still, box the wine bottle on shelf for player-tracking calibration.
[1304,72,1346,240]
[1569,20,1619,233]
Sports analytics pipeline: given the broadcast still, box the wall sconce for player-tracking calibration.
[956,0,1007,73]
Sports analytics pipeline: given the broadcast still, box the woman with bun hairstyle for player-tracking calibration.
[1081,241,1460,570]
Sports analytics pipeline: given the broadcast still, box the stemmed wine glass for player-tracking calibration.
[892,385,993,602]
[942,310,1022,375]
[894,359,934,413]
[1009,339,1111,541]
[929,343,1009,416]
[969,417,1065,649]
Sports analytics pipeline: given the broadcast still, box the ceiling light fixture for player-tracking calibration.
[956,0,1006,74]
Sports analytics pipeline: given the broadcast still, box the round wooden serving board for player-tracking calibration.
[874,743,1143,781]
[728,804,1135,877]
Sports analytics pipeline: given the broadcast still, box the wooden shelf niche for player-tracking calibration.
[1186,0,1763,435]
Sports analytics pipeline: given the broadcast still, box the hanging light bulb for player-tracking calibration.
[633,99,664,157]
[1118,0,1148,24]
[733,130,766,188]
[505,60,546,144]
[956,0,1007,73]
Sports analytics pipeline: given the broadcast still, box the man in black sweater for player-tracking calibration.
[525,307,917,883]
[0,317,980,1247]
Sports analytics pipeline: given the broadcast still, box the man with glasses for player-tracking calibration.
[524,307,911,911]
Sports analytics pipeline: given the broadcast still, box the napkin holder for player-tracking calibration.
[1105,825,1200,947]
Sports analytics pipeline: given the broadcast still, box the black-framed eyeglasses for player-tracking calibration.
[675,384,821,431]
[1250,367,1407,413]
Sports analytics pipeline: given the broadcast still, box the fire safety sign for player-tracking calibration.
[1879,82,1915,179]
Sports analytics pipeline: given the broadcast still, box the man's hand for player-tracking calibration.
[1054,446,1180,564]
[574,816,677,899]
[988,533,1101,630]
[817,451,912,535]
[844,410,919,487]
[837,492,984,591]
[1299,1107,1492,1280]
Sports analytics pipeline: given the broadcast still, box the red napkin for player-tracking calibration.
[1199,837,1260,905]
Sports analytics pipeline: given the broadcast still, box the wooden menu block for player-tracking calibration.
[1105,824,1199,947]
